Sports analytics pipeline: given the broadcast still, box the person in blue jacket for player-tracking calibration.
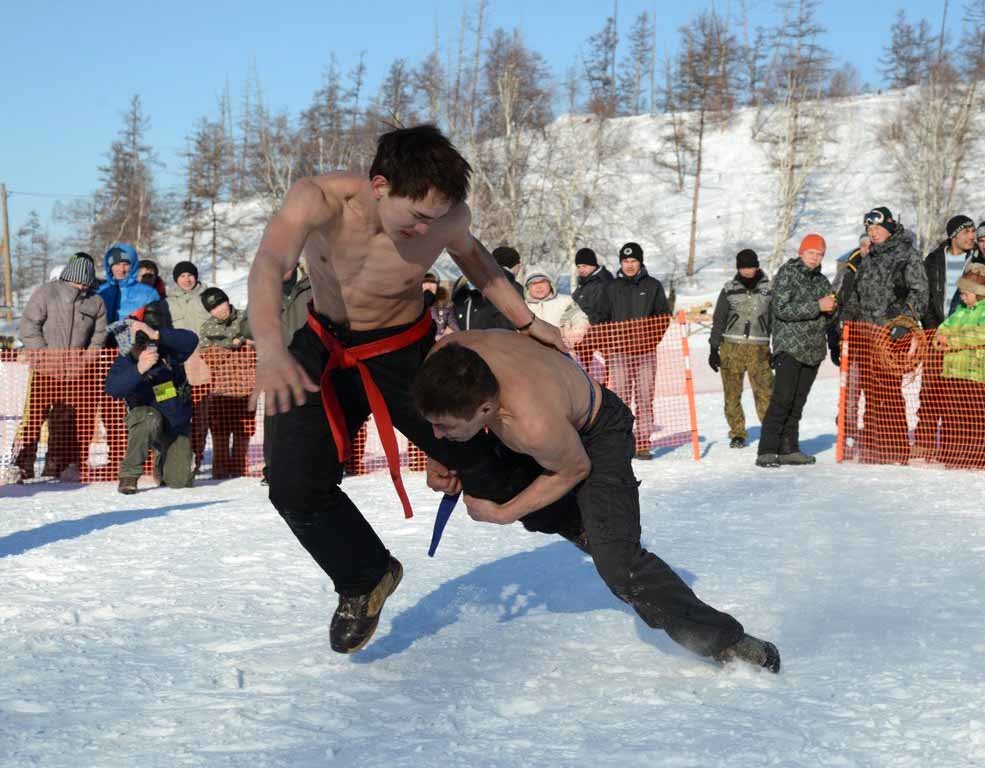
[104,301,198,494]
[97,243,161,325]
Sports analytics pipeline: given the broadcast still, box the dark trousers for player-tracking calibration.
[208,394,255,478]
[266,314,498,595]
[14,372,90,477]
[609,351,658,451]
[524,389,744,658]
[759,353,819,455]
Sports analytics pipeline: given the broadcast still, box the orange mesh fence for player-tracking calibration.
[0,314,700,485]
[837,321,985,469]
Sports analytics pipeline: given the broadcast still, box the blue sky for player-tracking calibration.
[0,0,959,244]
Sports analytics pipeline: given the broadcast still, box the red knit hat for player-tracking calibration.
[798,234,826,254]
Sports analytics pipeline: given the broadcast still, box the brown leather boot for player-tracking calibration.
[117,476,139,495]
[330,556,403,653]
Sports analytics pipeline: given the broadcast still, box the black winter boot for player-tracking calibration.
[778,438,815,465]
[729,436,746,449]
[330,556,403,653]
[716,633,781,673]
[756,453,780,468]
[778,450,816,465]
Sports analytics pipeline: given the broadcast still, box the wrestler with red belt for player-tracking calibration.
[248,126,566,653]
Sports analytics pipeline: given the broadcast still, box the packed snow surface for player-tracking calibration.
[2,378,984,767]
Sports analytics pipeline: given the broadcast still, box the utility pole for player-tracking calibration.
[1,183,12,321]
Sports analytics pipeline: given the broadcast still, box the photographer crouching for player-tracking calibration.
[104,301,199,494]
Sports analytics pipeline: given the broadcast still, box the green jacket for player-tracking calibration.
[938,299,985,383]
[770,257,832,366]
[199,306,252,349]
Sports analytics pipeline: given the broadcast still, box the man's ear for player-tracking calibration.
[370,175,390,199]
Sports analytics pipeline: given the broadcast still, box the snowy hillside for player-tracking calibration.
[143,89,985,315]
[2,378,984,768]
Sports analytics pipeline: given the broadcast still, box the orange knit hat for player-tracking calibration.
[798,234,826,254]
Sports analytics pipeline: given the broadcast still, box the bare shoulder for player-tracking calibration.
[441,202,472,251]
[279,175,356,227]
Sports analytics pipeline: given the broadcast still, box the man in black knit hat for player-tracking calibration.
[709,249,773,449]
[571,246,614,384]
[601,242,671,459]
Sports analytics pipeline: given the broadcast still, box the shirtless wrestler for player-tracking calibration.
[247,125,566,653]
[414,331,781,672]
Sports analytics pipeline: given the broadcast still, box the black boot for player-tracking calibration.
[729,436,746,449]
[330,556,403,654]
[715,633,781,673]
[756,453,780,468]
[778,438,816,465]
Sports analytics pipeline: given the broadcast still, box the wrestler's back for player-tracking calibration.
[445,331,599,434]
[301,175,460,330]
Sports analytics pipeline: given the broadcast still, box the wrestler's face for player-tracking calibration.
[372,177,453,241]
[426,404,494,442]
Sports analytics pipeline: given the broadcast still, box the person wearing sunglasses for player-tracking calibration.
[840,206,928,464]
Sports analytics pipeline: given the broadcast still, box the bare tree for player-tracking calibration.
[52,196,100,259]
[878,1,985,252]
[880,10,936,89]
[827,62,861,99]
[93,95,165,255]
[378,58,416,126]
[618,11,655,116]
[583,15,619,117]
[671,10,740,278]
[11,210,50,304]
[754,0,833,271]
[185,114,235,280]
[298,54,347,176]
[520,115,630,280]
[470,28,553,246]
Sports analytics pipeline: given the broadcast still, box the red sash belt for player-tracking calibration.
[306,310,433,519]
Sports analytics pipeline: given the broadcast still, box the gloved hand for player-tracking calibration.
[708,346,721,373]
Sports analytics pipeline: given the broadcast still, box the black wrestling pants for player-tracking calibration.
[524,388,745,658]
[266,314,498,595]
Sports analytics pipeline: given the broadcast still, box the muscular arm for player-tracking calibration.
[467,414,591,525]
[247,179,335,411]
[445,218,533,329]
[445,208,568,352]
[249,180,336,352]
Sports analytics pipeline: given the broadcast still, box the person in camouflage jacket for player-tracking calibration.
[708,249,773,448]
[845,207,929,464]
[757,235,834,468]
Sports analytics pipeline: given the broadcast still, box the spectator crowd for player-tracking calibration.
[5,203,985,490]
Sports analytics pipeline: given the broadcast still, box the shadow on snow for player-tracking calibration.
[355,538,698,664]
[0,499,229,558]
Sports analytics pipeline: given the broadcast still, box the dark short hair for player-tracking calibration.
[369,125,471,204]
[137,259,159,275]
[413,343,499,419]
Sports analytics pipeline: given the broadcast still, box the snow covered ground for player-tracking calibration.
[2,376,984,768]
